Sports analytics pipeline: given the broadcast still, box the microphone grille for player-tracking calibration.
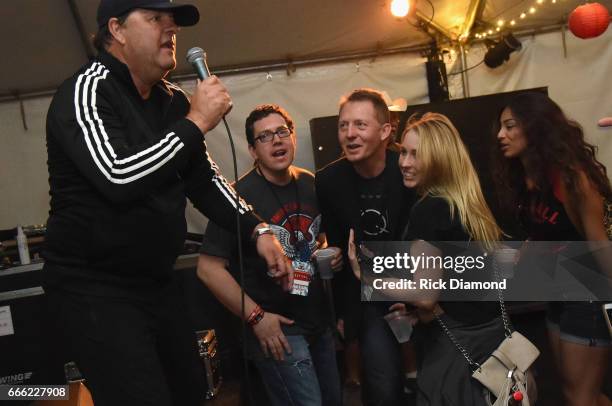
[186,47,206,64]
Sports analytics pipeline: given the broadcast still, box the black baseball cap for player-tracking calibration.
[97,0,200,28]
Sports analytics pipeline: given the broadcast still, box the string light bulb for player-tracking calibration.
[491,0,561,34]
[390,0,410,17]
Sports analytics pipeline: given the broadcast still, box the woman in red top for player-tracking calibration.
[493,92,611,406]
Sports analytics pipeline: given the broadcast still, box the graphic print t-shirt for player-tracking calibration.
[519,172,583,241]
[200,167,328,335]
[357,173,391,241]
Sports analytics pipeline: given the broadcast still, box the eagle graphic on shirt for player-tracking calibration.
[269,213,321,261]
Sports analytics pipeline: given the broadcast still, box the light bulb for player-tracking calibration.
[390,0,410,17]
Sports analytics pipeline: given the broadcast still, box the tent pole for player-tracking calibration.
[458,0,487,42]
[67,0,95,60]
[459,44,470,98]
[172,44,431,81]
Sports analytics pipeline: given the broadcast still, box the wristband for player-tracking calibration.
[252,225,274,242]
[247,305,265,327]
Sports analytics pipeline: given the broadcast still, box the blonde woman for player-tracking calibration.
[350,112,506,405]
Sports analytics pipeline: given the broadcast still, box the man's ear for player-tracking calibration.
[108,17,127,45]
[380,122,392,142]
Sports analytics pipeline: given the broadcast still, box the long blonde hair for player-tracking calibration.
[403,113,502,250]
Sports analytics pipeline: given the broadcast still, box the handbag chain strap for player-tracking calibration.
[495,257,514,338]
[435,254,514,372]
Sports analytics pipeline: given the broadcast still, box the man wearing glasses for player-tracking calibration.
[198,104,342,405]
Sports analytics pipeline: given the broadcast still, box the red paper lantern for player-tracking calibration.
[568,3,611,39]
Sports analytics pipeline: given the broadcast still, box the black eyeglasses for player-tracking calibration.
[254,126,292,143]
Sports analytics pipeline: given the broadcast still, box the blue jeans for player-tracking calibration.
[247,329,342,406]
[360,303,404,406]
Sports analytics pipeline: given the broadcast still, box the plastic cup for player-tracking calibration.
[493,248,518,279]
[313,248,338,280]
[384,311,413,343]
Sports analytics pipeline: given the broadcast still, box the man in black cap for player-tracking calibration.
[43,1,292,405]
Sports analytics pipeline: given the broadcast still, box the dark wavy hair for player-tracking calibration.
[492,92,611,214]
[244,104,294,146]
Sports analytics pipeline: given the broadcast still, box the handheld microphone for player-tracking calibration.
[186,47,211,80]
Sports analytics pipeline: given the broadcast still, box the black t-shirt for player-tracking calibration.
[200,167,328,335]
[519,182,583,242]
[357,173,391,241]
[404,195,499,325]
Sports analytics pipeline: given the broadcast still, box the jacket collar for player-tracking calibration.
[97,50,174,100]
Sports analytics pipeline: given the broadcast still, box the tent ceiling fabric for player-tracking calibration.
[2,0,611,97]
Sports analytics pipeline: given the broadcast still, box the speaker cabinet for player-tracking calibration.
[425,60,450,102]
[0,266,47,389]
[309,115,342,171]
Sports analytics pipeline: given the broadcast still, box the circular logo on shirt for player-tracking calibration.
[361,209,390,236]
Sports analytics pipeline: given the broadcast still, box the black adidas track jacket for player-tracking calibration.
[43,51,259,293]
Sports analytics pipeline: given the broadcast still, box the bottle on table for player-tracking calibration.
[16,225,31,265]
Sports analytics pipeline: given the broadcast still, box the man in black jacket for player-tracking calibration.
[43,1,291,405]
[315,88,416,406]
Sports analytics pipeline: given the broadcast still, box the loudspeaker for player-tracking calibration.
[425,60,450,102]
[0,266,47,388]
[309,115,341,171]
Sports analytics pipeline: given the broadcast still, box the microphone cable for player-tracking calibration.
[221,115,257,406]
[186,47,255,405]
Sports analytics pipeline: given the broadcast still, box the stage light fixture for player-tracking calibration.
[390,0,410,17]
[484,33,522,68]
